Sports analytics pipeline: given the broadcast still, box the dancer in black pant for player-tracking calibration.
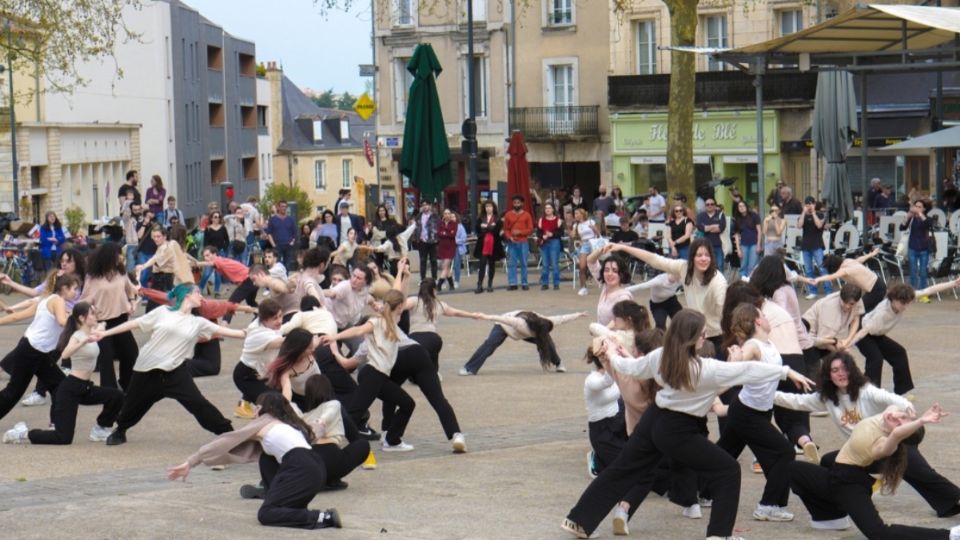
[3,302,122,445]
[474,199,504,293]
[401,273,482,369]
[461,310,586,375]
[790,404,960,539]
[0,274,80,424]
[233,299,285,418]
[167,392,342,530]
[96,284,246,445]
[815,248,884,312]
[627,272,682,330]
[561,309,814,539]
[776,352,960,518]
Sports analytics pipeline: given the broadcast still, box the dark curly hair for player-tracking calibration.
[86,242,124,279]
[599,253,632,287]
[817,351,870,406]
[750,255,788,298]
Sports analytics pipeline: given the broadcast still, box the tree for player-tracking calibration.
[259,182,314,223]
[337,91,357,111]
[662,0,699,202]
[1,1,142,100]
[312,88,337,108]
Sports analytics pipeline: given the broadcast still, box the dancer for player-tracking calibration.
[561,309,813,539]
[3,302,123,445]
[167,392,342,530]
[803,283,864,358]
[789,403,960,538]
[585,250,634,325]
[265,328,322,410]
[370,204,401,275]
[0,274,80,422]
[300,375,370,486]
[195,246,260,321]
[626,272,682,330]
[814,248,884,312]
[402,276,482,369]
[96,284,245,445]
[136,226,195,311]
[460,310,587,375]
[474,199,504,294]
[776,351,960,518]
[233,299,285,418]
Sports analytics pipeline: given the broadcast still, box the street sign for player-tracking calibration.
[359,64,376,77]
[353,92,376,121]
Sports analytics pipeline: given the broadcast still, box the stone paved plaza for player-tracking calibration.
[1,275,959,539]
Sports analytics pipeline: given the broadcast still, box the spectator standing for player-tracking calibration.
[766,179,785,209]
[779,186,803,215]
[593,187,615,216]
[733,201,762,278]
[763,205,786,254]
[667,204,694,260]
[265,201,297,269]
[799,196,832,300]
[413,201,440,282]
[159,196,185,229]
[144,175,166,216]
[565,186,587,214]
[900,200,933,299]
[643,187,667,223]
[136,211,158,286]
[865,177,882,223]
[611,186,626,216]
[38,211,66,272]
[503,195,534,291]
[200,211,229,298]
[453,216,467,289]
[474,200,504,294]
[696,197,727,273]
[225,206,248,263]
[537,202,563,290]
[118,170,141,208]
[335,202,365,247]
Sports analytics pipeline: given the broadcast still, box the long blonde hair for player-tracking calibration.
[380,289,405,342]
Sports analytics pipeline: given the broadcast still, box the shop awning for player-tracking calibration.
[798,116,927,143]
[629,156,711,165]
[878,125,960,151]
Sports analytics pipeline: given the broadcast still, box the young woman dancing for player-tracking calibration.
[3,302,123,445]
[626,272,682,330]
[135,226,195,311]
[789,403,960,539]
[95,284,246,445]
[401,277,481,370]
[460,310,586,376]
[814,248,884,312]
[167,392,342,530]
[776,352,960,518]
[585,250,634,325]
[561,309,814,540]
[233,299,285,419]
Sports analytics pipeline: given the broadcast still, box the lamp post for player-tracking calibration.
[4,19,17,219]
[463,0,478,226]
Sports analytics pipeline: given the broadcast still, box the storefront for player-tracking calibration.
[611,110,780,211]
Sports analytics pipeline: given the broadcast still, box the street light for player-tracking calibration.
[463,0,478,227]
[0,59,16,219]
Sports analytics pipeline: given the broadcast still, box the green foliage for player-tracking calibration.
[64,205,86,235]
[337,91,356,111]
[256,62,267,78]
[312,89,338,108]
[259,183,314,222]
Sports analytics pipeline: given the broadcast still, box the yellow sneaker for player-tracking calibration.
[233,400,256,419]
[918,295,931,304]
[752,460,763,474]
[361,450,377,470]
[872,479,882,494]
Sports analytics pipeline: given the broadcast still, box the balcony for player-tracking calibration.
[509,106,600,142]
[608,71,818,109]
[209,127,225,159]
[240,128,257,157]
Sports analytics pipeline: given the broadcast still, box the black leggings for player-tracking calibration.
[862,279,887,314]
[184,339,221,377]
[383,344,461,439]
[28,375,122,445]
[477,255,497,288]
[114,364,233,436]
[790,461,950,539]
[347,364,414,446]
[314,345,357,406]
[774,353,812,446]
[146,272,174,312]
[857,334,913,395]
[0,338,65,422]
[650,296,682,330]
[260,438,370,489]
[96,314,139,390]
[257,447,326,529]
[418,242,438,281]
[233,362,271,404]
[409,331,443,370]
[224,278,259,323]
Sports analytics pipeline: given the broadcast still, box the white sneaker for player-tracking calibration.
[753,504,794,522]
[458,367,475,376]
[451,432,466,453]
[555,363,567,373]
[698,498,713,508]
[3,422,28,444]
[804,293,818,300]
[812,516,852,530]
[577,287,589,296]
[682,504,702,519]
[20,392,47,406]
[612,505,629,535]
[950,524,960,540]
[89,424,113,442]
[382,440,414,452]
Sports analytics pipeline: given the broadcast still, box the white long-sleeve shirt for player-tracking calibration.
[488,311,582,341]
[644,255,727,338]
[584,371,621,422]
[774,384,912,437]
[626,273,682,304]
[611,348,789,417]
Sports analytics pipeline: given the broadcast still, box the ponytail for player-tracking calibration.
[58,301,93,354]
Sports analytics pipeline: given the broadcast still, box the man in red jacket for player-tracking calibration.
[503,195,533,290]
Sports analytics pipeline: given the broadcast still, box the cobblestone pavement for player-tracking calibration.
[1,275,958,539]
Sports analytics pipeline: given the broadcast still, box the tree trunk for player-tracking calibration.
[663,0,698,202]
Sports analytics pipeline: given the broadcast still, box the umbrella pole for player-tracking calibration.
[859,71,869,244]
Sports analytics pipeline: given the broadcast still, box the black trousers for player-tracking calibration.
[476,255,496,288]
[588,413,654,514]
[314,345,357,406]
[224,278,259,323]
[790,461,950,539]
[233,362,271,404]
[382,344,461,439]
[857,334,914,395]
[347,364,414,446]
[185,339,221,377]
[650,296,683,330]
[96,314,139,390]
[313,440,370,483]
[802,347,823,378]
[0,338,64,422]
[257,447,326,529]
[146,272,174,312]
[566,405,741,537]
[409,331,443,371]
[716,396,795,507]
[114,364,233,435]
[28,375,123,445]
[820,448,960,516]
[417,242,437,281]
[862,279,887,314]
[774,353,811,446]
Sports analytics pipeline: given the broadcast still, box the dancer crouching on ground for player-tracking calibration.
[167,392,342,530]
[95,284,246,445]
[561,309,814,539]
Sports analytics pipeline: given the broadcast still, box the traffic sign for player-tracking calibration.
[353,92,376,121]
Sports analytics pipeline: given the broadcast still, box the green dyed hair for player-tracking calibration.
[166,283,198,311]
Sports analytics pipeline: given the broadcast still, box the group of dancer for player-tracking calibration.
[0,206,958,537]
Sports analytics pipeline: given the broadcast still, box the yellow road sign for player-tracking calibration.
[353,92,376,121]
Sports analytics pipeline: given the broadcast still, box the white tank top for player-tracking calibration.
[737,338,782,412]
[260,423,311,462]
[24,296,62,353]
[68,330,100,373]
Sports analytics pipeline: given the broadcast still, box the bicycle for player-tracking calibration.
[0,244,39,295]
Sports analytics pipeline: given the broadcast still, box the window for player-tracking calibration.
[779,9,803,36]
[545,60,577,135]
[394,57,415,121]
[547,0,573,26]
[396,0,415,26]
[342,159,352,189]
[314,160,326,191]
[635,20,657,75]
[704,15,728,72]
[312,120,323,142]
[462,55,487,118]
[340,118,350,141]
[461,0,485,21]
[257,105,268,128]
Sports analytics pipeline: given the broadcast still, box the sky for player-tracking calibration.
[183,0,372,94]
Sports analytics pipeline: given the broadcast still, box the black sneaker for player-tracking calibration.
[239,484,265,499]
[541,284,549,290]
[507,285,518,291]
[105,430,127,446]
[314,508,342,529]
[318,480,349,492]
[521,285,529,291]
[474,286,484,294]
[357,424,381,441]
[553,284,560,290]
[486,286,493,292]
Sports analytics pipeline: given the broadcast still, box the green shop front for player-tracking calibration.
[611,110,780,211]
